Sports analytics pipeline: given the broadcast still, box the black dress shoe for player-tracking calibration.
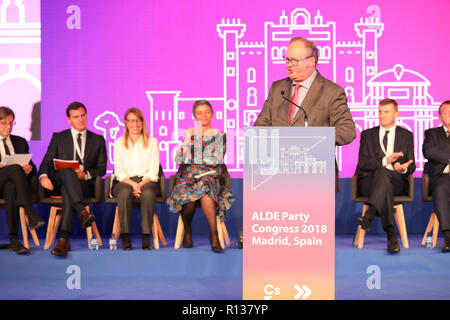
[9,240,29,254]
[183,241,193,248]
[356,216,373,231]
[28,217,45,230]
[387,238,400,254]
[51,238,71,256]
[122,234,132,250]
[142,234,152,250]
[80,210,95,228]
[183,234,193,248]
[442,239,450,252]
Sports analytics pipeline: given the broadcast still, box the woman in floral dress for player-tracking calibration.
[167,100,234,252]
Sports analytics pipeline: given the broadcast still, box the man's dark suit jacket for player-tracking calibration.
[0,135,37,189]
[355,126,416,180]
[254,71,356,146]
[423,126,450,176]
[7,135,37,175]
[38,129,107,179]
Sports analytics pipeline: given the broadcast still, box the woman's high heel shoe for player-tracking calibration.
[209,234,222,253]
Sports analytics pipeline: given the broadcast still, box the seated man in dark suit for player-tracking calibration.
[355,98,415,253]
[422,100,450,252]
[39,102,107,256]
[0,106,44,254]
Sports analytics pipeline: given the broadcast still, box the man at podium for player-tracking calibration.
[254,36,356,191]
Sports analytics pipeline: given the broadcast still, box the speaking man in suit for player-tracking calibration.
[422,100,450,252]
[355,98,415,253]
[254,37,356,191]
[39,102,107,256]
[0,106,44,254]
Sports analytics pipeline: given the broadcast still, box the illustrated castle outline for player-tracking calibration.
[97,8,441,176]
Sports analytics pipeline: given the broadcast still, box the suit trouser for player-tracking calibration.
[358,167,408,230]
[112,178,160,234]
[48,168,94,235]
[430,174,450,231]
[0,165,36,235]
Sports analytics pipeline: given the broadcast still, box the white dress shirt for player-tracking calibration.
[290,70,317,119]
[70,128,91,179]
[380,125,407,173]
[0,135,15,161]
[113,135,160,182]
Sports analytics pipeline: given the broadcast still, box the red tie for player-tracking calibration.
[290,84,301,124]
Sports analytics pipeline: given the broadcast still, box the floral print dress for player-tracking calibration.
[166,131,235,221]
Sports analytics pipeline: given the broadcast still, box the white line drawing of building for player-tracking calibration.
[0,0,40,141]
[93,111,125,167]
[94,7,440,176]
[279,146,327,175]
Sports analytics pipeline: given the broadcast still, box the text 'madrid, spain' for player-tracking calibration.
[243,127,335,300]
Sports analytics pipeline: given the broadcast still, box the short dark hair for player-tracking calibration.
[192,100,213,116]
[0,106,15,120]
[66,101,87,117]
[379,98,398,111]
[439,100,450,115]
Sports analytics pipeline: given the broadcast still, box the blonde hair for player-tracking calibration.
[123,108,149,149]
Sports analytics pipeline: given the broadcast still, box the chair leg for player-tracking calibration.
[394,204,409,249]
[19,208,29,249]
[155,215,167,247]
[91,222,102,246]
[20,210,40,248]
[84,205,102,247]
[216,215,225,249]
[50,210,62,248]
[422,212,436,245]
[152,214,166,249]
[432,213,440,248]
[221,221,231,246]
[86,225,93,249]
[112,206,121,240]
[354,204,368,249]
[45,206,60,250]
[152,216,160,250]
[174,214,184,249]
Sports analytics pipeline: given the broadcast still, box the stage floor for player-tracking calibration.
[0,235,449,300]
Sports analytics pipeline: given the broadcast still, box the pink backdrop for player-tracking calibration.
[1,0,449,177]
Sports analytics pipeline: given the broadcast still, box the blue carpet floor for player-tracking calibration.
[0,235,449,300]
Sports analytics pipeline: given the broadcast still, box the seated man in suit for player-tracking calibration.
[422,100,450,252]
[0,106,44,254]
[355,98,415,253]
[39,102,107,256]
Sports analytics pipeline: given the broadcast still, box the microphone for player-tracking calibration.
[281,90,308,127]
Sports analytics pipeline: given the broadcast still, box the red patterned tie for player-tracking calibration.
[290,84,301,124]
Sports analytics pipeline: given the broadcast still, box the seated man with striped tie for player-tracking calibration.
[423,100,450,252]
[354,98,415,253]
[39,102,107,256]
[0,106,44,254]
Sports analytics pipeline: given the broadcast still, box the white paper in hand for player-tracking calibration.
[2,154,32,166]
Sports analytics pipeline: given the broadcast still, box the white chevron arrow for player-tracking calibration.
[294,284,311,299]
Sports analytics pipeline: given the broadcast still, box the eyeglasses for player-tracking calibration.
[283,55,312,66]
[0,120,15,127]
[126,119,142,124]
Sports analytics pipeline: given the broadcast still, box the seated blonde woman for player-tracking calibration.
[113,108,160,250]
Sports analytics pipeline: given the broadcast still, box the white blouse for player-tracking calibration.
[113,135,159,182]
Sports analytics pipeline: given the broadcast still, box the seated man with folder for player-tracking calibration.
[0,106,44,254]
[39,102,107,256]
